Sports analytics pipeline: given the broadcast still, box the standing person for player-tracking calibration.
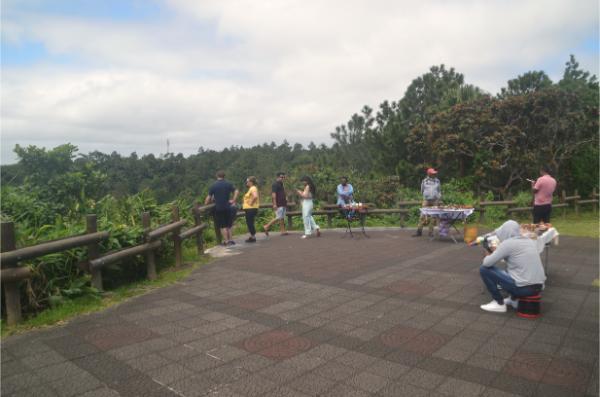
[336,176,355,206]
[479,220,546,313]
[263,172,288,236]
[531,165,557,224]
[205,170,239,246]
[413,168,442,237]
[297,176,321,239]
[243,176,260,243]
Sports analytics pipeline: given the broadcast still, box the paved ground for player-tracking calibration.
[2,228,598,397]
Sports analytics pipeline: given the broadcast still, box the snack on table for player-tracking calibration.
[430,205,474,210]
[520,223,553,238]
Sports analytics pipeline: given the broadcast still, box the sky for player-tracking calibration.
[1,0,598,164]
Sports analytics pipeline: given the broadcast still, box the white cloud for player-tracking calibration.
[1,0,598,163]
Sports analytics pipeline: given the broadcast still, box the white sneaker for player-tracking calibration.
[301,235,309,239]
[503,297,518,309]
[480,300,507,313]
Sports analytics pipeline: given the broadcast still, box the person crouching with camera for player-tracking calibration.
[479,220,546,313]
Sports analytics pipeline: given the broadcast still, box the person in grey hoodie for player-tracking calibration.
[480,220,547,313]
[413,168,442,237]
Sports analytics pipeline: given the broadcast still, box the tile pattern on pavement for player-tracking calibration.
[2,229,598,397]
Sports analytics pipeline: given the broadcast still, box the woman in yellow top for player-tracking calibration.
[243,176,260,243]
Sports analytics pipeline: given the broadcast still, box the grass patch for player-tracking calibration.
[475,211,599,239]
[1,247,212,338]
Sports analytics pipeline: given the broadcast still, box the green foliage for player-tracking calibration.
[499,71,553,97]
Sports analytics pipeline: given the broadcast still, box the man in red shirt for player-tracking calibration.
[531,165,557,223]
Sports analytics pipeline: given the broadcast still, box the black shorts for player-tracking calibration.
[533,204,552,223]
[214,209,232,229]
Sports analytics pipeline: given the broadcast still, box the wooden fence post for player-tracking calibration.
[505,192,513,219]
[479,205,486,224]
[172,206,183,267]
[193,206,204,256]
[561,190,567,220]
[1,222,23,326]
[327,212,333,228]
[287,203,294,231]
[86,215,103,291]
[142,212,157,280]
[574,189,580,217]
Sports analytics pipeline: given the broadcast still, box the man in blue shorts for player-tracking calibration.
[205,170,239,245]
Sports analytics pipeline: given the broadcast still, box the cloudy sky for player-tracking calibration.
[1,0,598,164]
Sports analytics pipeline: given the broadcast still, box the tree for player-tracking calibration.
[499,71,552,97]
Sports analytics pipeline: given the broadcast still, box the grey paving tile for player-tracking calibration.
[147,362,194,385]
[6,385,60,397]
[401,367,446,390]
[230,353,274,372]
[417,356,460,376]
[365,358,410,379]
[126,352,174,372]
[73,352,140,383]
[466,353,508,372]
[535,383,586,397]
[377,381,431,397]
[436,377,486,397]
[179,352,223,372]
[20,350,67,369]
[168,374,218,397]
[48,372,103,397]
[345,370,390,393]
[335,351,378,369]
[480,387,522,397]
[305,343,348,360]
[321,383,370,397]
[288,372,336,396]
[35,361,89,383]
[1,373,44,395]
[491,373,538,397]
[0,359,30,378]
[230,374,278,396]
[452,364,499,386]
[262,386,312,397]
[385,349,427,367]
[112,375,180,397]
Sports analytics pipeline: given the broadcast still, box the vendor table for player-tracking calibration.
[419,207,475,243]
[340,205,369,238]
[527,227,559,275]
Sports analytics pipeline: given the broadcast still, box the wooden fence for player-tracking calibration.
[1,188,597,326]
[0,204,211,326]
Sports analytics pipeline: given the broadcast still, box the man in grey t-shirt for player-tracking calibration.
[412,168,441,237]
[479,220,547,313]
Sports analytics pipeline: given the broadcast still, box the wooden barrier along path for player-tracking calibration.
[0,204,210,326]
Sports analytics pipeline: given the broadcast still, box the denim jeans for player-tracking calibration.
[480,265,542,304]
[302,199,319,236]
[244,208,258,236]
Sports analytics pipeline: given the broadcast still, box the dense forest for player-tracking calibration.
[2,56,598,209]
[1,55,598,317]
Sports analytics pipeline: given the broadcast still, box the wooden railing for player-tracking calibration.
[281,189,598,227]
[0,204,211,326]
